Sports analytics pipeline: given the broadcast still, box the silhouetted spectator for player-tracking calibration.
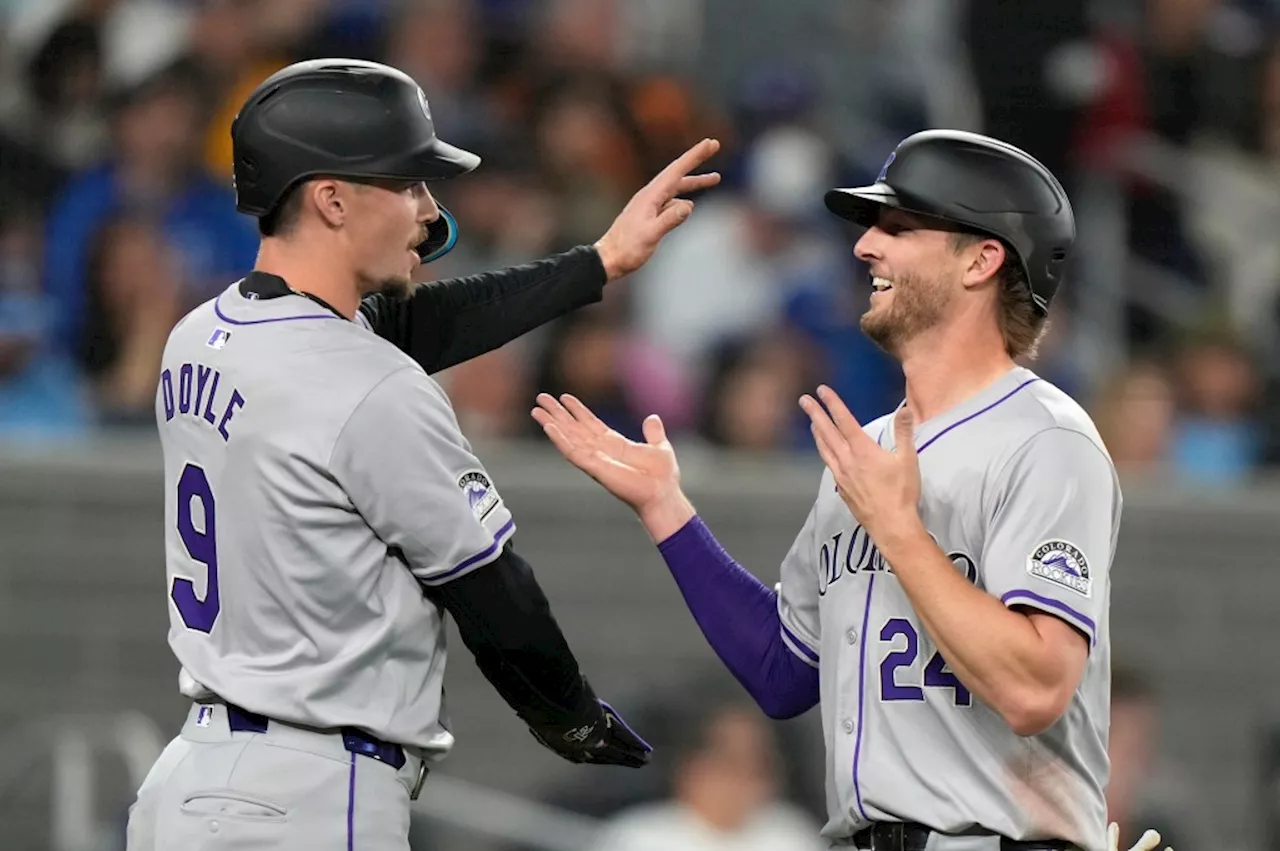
[1170,329,1264,483]
[79,215,184,426]
[41,60,257,357]
[586,698,826,851]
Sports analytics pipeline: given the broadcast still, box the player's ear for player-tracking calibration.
[310,179,347,228]
[961,238,1004,290]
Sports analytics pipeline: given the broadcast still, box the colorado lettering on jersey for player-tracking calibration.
[818,526,891,596]
[817,525,977,596]
[160,363,246,442]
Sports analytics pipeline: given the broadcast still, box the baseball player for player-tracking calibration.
[126,59,720,850]
[533,130,1123,851]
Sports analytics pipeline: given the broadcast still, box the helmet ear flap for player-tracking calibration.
[416,205,459,264]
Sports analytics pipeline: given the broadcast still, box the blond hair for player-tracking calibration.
[952,233,1047,360]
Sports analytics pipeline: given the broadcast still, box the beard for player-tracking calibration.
[353,268,414,300]
[356,239,425,300]
[375,274,416,299]
[860,269,955,355]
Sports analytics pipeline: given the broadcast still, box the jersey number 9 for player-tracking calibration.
[172,463,220,633]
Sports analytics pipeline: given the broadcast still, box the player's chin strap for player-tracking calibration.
[416,205,460,264]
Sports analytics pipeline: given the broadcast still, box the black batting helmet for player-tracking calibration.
[231,58,479,263]
[824,130,1074,315]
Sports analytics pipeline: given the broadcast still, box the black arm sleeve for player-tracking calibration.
[359,245,607,375]
[423,542,601,729]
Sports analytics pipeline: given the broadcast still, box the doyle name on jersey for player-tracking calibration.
[160,349,247,442]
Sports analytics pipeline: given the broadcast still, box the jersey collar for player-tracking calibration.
[239,271,348,320]
[891,366,1040,452]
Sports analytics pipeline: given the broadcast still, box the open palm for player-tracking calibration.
[532,393,680,513]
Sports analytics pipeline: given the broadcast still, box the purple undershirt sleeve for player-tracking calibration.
[656,516,820,719]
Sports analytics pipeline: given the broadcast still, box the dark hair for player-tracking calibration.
[106,56,207,117]
[665,695,764,767]
[950,232,1047,360]
[80,214,159,375]
[258,183,306,238]
[26,18,101,110]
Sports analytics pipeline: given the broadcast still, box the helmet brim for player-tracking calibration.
[410,136,481,180]
[823,184,903,228]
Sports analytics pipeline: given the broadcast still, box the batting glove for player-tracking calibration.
[1108,822,1173,851]
[529,701,652,768]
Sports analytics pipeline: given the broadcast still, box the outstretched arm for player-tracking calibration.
[532,393,819,719]
[360,139,721,374]
[358,245,608,373]
[425,542,651,767]
[657,517,819,719]
[331,370,648,768]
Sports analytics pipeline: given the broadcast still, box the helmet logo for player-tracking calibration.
[417,88,432,121]
[878,150,896,182]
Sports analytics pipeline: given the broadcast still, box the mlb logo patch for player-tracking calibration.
[207,328,232,350]
[196,705,214,727]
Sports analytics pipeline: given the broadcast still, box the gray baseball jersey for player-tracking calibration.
[776,366,1120,851]
[155,280,515,756]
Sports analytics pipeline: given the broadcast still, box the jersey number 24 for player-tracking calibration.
[172,463,220,633]
[880,619,970,706]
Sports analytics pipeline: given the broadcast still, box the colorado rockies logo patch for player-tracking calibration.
[458,470,501,521]
[1027,540,1091,597]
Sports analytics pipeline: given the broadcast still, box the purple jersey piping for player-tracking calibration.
[851,571,876,820]
[427,519,517,584]
[214,295,339,326]
[1000,589,1097,644]
[916,378,1040,453]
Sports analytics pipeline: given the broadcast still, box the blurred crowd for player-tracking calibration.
[0,0,1278,488]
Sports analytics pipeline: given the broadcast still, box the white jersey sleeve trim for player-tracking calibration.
[780,624,820,668]
[1000,588,1097,646]
[775,581,821,667]
[417,517,517,586]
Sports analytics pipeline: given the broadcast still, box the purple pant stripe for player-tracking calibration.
[347,753,357,851]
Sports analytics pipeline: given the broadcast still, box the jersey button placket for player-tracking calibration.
[842,718,855,734]
[846,627,858,645]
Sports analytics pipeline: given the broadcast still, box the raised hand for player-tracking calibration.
[799,386,923,544]
[532,394,695,541]
[593,138,721,281]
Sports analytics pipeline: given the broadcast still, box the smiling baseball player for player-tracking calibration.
[533,130,1126,851]
[126,58,720,851]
